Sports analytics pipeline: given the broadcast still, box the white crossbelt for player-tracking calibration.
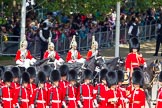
[2,98,12,101]
[83,97,93,99]
[36,100,46,103]
[157,99,162,102]
[100,98,105,101]
[52,100,61,103]
[68,98,76,100]
[21,99,29,102]
[131,63,139,65]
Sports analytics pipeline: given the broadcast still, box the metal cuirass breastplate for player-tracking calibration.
[71,50,78,60]
[20,49,27,60]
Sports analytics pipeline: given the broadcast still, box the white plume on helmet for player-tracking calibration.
[48,42,54,49]
[20,39,28,49]
[70,35,77,48]
[48,37,54,49]
[92,35,98,49]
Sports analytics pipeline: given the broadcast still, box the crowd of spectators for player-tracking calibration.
[0,7,161,45]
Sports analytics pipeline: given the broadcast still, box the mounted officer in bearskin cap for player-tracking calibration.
[14,72,31,108]
[31,71,47,108]
[48,70,66,108]
[1,71,14,108]
[15,39,36,69]
[93,69,108,107]
[66,35,85,64]
[129,70,146,108]
[77,69,94,108]
[156,71,162,108]
[125,37,147,79]
[64,69,78,108]
[106,71,120,107]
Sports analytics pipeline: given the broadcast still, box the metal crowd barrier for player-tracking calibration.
[0,35,20,56]
[0,23,158,57]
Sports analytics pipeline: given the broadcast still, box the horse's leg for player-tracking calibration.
[151,74,159,105]
[145,89,152,108]
[92,71,99,86]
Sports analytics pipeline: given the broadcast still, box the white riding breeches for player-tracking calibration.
[68,58,85,64]
[16,59,31,69]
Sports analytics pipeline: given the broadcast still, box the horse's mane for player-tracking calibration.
[105,57,125,71]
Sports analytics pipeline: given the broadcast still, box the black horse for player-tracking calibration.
[105,57,125,71]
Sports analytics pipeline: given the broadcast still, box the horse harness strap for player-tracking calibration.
[157,99,162,102]
[148,74,158,86]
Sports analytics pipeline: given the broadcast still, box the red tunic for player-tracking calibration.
[126,84,134,108]
[117,86,127,108]
[28,83,36,96]
[156,87,162,108]
[43,50,61,60]
[107,88,120,108]
[15,50,33,61]
[11,82,20,89]
[94,83,108,108]
[31,88,48,108]
[27,83,36,106]
[1,85,15,108]
[129,88,146,108]
[45,82,52,91]
[11,82,20,106]
[64,85,78,108]
[86,50,93,61]
[59,80,69,90]
[126,84,133,97]
[125,53,146,73]
[77,83,94,108]
[44,82,51,106]
[86,50,98,61]
[47,86,64,108]
[14,87,31,108]
[66,50,82,62]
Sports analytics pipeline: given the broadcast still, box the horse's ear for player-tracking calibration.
[153,59,156,64]
[155,59,160,63]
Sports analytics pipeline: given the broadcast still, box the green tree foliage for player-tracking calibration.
[1,0,162,18]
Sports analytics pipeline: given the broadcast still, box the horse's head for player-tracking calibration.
[116,57,125,69]
[151,59,162,73]
[95,56,106,69]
